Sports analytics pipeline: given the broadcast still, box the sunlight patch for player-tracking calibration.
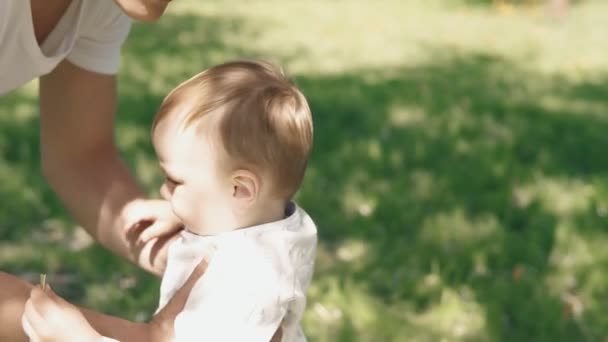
[539,95,608,120]
[548,223,595,274]
[3,79,39,100]
[389,105,427,128]
[366,140,382,161]
[335,239,369,263]
[342,185,377,218]
[420,209,502,247]
[410,287,488,340]
[12,102,37,122]
[0,243,36,264]
[84,283,126,310]
[513,177,595,217]
[116,126,148,150]
[0,164,47,219]
[304,277,351,336]
[304,278,427,340]
[546,222,608,320]
[410,169,437,201]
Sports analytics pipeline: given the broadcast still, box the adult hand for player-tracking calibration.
[22,286,101,342]
[148,256,209,342]
[124,199,183,245]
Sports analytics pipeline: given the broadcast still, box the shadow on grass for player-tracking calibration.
[295,52,608,341]
[1,11,607,342]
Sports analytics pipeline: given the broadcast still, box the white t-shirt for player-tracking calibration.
[0,0,131,94]
[103,202,318,342]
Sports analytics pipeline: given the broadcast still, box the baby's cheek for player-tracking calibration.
[173,195,197,227]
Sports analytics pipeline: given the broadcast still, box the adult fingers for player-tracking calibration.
[30,286,55,312]
[271,326,283,342]
[40,285,65,306]
[124,199,172,233]
[138,220,183,245]
[150,257,212,342]
[23,297,48,340]
[157,257,209,320]
[21,313,40,342]
[171,257,209,308]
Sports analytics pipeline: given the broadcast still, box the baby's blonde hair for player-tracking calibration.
[152,60,313,199]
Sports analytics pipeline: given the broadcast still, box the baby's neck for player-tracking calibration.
[238,200,287,230]
[192,200,287,236]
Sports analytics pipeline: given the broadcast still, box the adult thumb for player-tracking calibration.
[156,257,209,321]
[171,257,209,310]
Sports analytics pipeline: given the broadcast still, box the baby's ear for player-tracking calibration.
[231,170,259,203]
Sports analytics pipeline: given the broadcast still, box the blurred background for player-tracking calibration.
[1,0,608,340]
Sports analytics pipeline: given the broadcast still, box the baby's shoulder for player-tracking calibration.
[218,235,283,274]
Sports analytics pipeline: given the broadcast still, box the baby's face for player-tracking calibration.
[152,120,233,232]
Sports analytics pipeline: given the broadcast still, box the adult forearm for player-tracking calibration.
[38,61,174,276]
[0,272,149,342]
[42,148,167,276]
[0,272,31,342]
[79,307,149,342]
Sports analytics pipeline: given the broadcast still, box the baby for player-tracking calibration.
[22,60,317,342]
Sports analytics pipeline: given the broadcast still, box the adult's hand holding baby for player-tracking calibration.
[148,256,210,342]
[124,199,183,245]
[123,199,183,276]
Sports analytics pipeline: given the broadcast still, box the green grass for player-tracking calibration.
[2,0,608,340]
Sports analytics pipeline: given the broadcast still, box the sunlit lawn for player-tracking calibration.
[1,0,608,341]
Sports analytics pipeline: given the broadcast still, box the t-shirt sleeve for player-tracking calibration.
[66,3,131,74]
[172,254,287,341]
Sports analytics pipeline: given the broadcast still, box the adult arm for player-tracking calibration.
[16,258,283,342]
[39,60,179,276]
[0,272,145,342]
